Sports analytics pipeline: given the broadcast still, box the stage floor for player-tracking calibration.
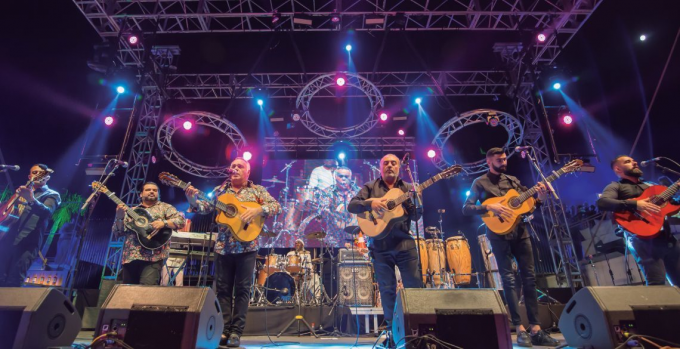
[73,331,568,348]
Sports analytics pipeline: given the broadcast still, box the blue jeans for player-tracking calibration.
[215,251,257,336]
[627,233,680,286]
[488,234,540,326]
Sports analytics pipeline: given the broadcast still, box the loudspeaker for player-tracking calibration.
[559,286,680,349]
[393,289,512,349]
[0,287,82,349]
[338,263,373,306]
[96,285,223,349]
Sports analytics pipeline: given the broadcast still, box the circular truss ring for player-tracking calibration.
[296,72,384,138]
[157,111,247,178]
[431,109,524,175]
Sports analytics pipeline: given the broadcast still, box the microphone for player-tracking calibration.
[639,157,661,167]
[401,153,410,166]
[112,160,129,168]
[0,164,20,171]
[515,146,532,152]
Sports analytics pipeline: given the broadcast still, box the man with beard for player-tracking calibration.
[185,157,281,348]
[597,155,680,286]
[113,182,186,285]
[463,148,558,347]
[323,166,360,245]
[347,154,422,346]
[0,164,60,287]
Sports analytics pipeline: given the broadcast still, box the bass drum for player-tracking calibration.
[264,272,296,303]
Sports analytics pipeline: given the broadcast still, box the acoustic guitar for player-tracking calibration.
[481,160,583,235]
[357,165,463,240]
[0,169,52,232]
[613,179,680,238]
[158,172,264,242]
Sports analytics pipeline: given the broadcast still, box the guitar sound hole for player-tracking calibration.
[136,218,148,227]
[386,201,396,210]
[508,198,521,209]
[224,205,237,218]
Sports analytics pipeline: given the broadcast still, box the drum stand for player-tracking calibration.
[276,288,319,338]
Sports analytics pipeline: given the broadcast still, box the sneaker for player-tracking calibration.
[531,330,560,347]
[517,331,533,347]
[219,333,229,348]
[226,333,241,348]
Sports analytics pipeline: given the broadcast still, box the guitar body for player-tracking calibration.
[0,196,23,227]
[481,189,536,235]
[357,188,409,240]
[125,207,173,250]
[613,185,680,239]
[214,193,264,242]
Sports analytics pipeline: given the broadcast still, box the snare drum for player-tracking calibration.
[426,239,446,287]
[286,254,303,274]
[445,236,472,285]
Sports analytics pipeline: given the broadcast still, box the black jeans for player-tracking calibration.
[122,260,163,285]
[0,243,37,287]
[372,239,423,326]
[488,234,540,327]
[627,232,680,286]
[215,251,257,336]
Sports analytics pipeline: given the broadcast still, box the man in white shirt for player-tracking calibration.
[308,159,338,191]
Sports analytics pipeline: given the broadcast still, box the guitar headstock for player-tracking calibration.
[441,165,464,179]
[91,181,110,194]
[29,169,52,183]
[159,172,182,188]
[562,159,584,174]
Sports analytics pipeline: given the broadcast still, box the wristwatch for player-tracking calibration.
[163,219,169,228]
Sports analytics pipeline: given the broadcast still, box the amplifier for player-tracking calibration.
[338,263,374,307]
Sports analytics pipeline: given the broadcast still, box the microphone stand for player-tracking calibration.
[653,163,680,177]
[402,158,424,289]
[524,150,558,201]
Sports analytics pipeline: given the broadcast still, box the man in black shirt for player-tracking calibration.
[0,164,61,287]
[463,148,558,347]
[596,155,680,286]
[348,153,422,342]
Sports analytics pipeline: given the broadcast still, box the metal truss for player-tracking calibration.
[264,136,415,153]
[158,70,517,100]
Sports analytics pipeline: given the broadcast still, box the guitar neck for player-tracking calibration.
[659,180,680,202]
[517,168,568,203]
[170,179,229,212]
[393,173,446,206]
[102,191,141,221]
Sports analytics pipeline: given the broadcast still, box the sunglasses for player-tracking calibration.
[336,174,350,179]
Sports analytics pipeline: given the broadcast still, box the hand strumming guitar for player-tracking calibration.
[637,198,661,215]
[486,203,514,220]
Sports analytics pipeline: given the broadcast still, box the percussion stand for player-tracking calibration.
[276,275,319,338]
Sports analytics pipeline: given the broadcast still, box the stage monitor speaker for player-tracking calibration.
[96,285,223,349]
[393,288,512,349]
[559,286,680,349]
[0,287,82,349]
[338,263,373,306]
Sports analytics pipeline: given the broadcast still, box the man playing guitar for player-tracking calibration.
[0,164,60,287]
[462,148,558,347]
[113,182,185,285]
[347,154,422,346]
[185,157,281,348]
[596,155,680,286]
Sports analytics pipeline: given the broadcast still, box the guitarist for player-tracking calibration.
[347,154,423,344]
[0,164,61,287]
[113,182,185,285]
[185,157,281,348]
[462,148,558,347]
[596,155,680,286]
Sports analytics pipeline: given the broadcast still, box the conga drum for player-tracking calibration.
[414,237,429,284]
[445,236,472,285]
[425,239,446,286]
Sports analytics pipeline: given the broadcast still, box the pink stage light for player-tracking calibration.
[243,151,253,161]
[128,35,139,45]
[427,149,436,158]
[336,77,346,86]
[379,112,388,121]
[562,114,573,125]
[537,33,547,42]
[183,121,193,130]
[398,129,405,136]
[104,116,114,126]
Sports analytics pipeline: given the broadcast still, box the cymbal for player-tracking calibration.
[305,230,327,240]
[262,177,286,184]
[343,226,361,235]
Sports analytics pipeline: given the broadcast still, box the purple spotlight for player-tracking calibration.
[562,114,573,125]
[379,112,388,121]
[537,33,547,42]
[104,116,114,126]
[183,120,193,130]
[427,149,436,159]
[128,35,139,45]
[336,77,346,87]
[398,129,405,136]
[243,151,253,161]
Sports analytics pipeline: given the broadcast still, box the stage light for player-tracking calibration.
[336,77,346,86]
[427,149,436,158]
[104,116,114,126]
[466,190,471,197]
[128,35,139,45]
[331,10,341,23]
[207,192,213,198]
[116,86,125,94]
[640,34,647,41]
[345,44,352,52]
[272,11,281,24]
[379,112,388,121]
[537,33,546,43]
[552,82,561,90]
[415,97,422,105]
[398,129,405,136]
[562,114,573,125]
[257,99,264,106]
[338,152,346,160]
[243,151,253,161]
[183,121,193,130]
[487,112,499,127]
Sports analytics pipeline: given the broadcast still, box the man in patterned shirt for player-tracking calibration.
[113,182,185,285]
[185,158,281,348]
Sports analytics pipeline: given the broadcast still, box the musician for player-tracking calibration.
[347,154,423,342]
[323,166,361,245]
[596,155,680,286]
[113,182,185,285]
[308,159,337,191]
[462,148,558,347]
[185,158,281,348]
[287,239,320,299]
[0,164,60,287]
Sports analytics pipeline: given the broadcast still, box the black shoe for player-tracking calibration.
[517,331,533,347]
[531,330,560,347]
[226,333,241,348]
[379,332,395,349]
[219,334,229,348]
